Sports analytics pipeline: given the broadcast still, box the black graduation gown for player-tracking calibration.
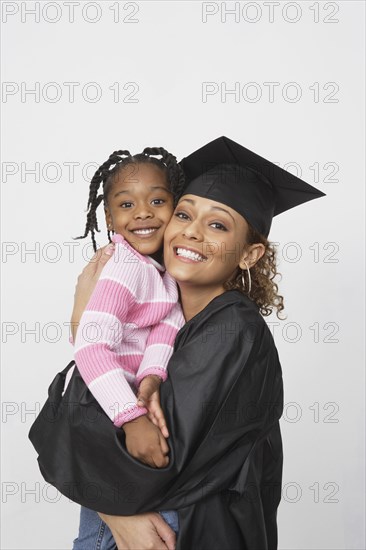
[29,290,284,550]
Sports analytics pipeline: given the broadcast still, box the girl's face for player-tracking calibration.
[164,194,252,292]
[105,163,174,259]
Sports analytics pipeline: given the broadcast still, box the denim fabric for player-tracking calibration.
[159,509,180,533]
[73,506,179,550]
[72,507,116,550]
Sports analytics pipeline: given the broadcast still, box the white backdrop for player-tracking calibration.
[1,1,365,549]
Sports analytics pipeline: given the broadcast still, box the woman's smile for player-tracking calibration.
[164,194,249,290]
[174,245,208,263]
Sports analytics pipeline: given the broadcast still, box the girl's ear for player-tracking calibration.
[239,243,266,269]
[104,207,113,230]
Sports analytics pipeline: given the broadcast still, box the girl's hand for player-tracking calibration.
[123,415,170,468]
[71,243,115,340]
[137,376,169,438]
[98,512,176,550]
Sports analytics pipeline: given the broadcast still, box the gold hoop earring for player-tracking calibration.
[241,261,252,294]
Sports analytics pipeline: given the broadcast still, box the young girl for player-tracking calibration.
[68,147,185,547]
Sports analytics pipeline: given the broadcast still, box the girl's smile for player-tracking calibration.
[104,163,174,259]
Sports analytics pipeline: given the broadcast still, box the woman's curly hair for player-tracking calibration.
[224,223,285,318]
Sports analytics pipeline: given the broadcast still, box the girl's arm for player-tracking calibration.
[73,239,150,427]
[70,247,176,546]
[70,242,169,468]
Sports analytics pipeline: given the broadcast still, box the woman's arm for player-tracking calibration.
[46,299,282,515]
[70,243,115,341]
[98,512,176,550]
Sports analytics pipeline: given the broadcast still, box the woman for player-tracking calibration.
[30,136,325,549]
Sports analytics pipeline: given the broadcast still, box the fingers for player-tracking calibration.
[151,436,169,468]
[137,396,146,408]
[77,244,115,283]
[150,433,169,468]
[101,243,115,257]
[146,412,168,439]
[147,411,158,425]
[101,512,171,550]
[160,425,169,439]
[140,456,157,468]
[91,243,115,265]
[142,453,168,469]
[111,530,128,550]
[144,411,169,437]
[151,405,169,438]
[159,433,170,455]
[137,377,161,404]
[150,513,177,550]
[135,441,169,469]
[144,409,169,438]
[151,448,169,468]
[152,455,169,469]
[162,530,176,550]
[136,383,150,407]
[95,243,115,271]
[145,391,169,438]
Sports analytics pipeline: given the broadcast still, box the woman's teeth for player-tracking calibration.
[132,228,157,235]
[176,248,206,262]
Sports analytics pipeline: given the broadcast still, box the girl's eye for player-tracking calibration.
[151,199,165,205]
[120,202,133,208]
[210,222,227,231]
[174,211,190,220]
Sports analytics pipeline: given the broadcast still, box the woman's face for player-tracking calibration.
[164,194,250,291]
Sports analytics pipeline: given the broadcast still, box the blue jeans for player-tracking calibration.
[73,506,179,550]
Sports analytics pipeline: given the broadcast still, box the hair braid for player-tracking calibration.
[74,150,131,252]
[142,147,185,204]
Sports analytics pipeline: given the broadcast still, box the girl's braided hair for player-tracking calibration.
[75,147,185,252]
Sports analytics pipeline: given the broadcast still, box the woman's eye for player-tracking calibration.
[210,222,227,231]
[174,211,189,220]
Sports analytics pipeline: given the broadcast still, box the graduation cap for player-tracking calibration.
[179,136,326,237]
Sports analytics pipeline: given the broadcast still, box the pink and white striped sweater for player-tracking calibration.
[71,234,185,427]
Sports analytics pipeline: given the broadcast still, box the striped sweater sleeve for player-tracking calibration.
[135,303,185,385]
[74,244,148,427]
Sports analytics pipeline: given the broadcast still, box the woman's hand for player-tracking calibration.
[98,512,176,550]
[70,243,115,341]
[137,376,169,438]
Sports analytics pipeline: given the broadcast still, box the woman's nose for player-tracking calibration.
[182,221,202,240]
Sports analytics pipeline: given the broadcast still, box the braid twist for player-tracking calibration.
[142,147,185,204]
[74,150,131,251]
